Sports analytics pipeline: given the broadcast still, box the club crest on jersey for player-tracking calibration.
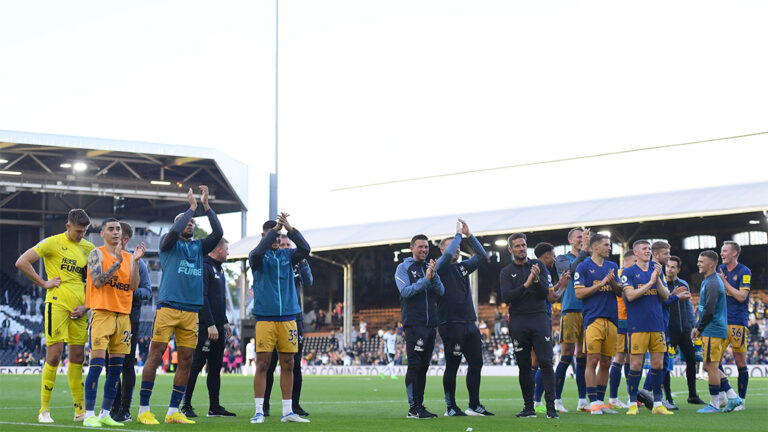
[453,344,462,356]
[411,270,419,279]
[459,265,468,276]
[574,272,580,280]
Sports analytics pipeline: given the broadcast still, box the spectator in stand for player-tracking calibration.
[316,309,326,330]
[360,320,367,343]
[494,306,502,336]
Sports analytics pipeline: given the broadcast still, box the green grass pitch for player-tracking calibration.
[0,374,765,431]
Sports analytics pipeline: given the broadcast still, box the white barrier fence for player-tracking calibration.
[2,364,767,377]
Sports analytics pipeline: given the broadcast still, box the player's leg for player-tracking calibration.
[114,317,140,420]
[39,337,63,422]
[674,331,702,403]
[63,306,88,421]
[161,310,197,423]
[182,325,208,416]
[291,319,307,415]
[463,324,488,415]
[626,333,646,414]
[648,331,672,414]
[697,336,726,412]
[418,329,436,413]
[206,329,230,415]
[609,349,626,406]
[439,324,462,414]
[530,318,556,417]
[263,350,279,415]
[138,307,174,424]
[275,320,308,422]
[531,351,544,410]
[252,321,278,422]
[584,321,601,412]
[728,325,748,405]
[96,316,129,426]
[554,312,575,411]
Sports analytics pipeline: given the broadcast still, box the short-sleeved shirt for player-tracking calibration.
[382,331,397,354]
[717,263,751,326]
[33,233,95,310]
[574,258,620,328]
[621,262,667,333]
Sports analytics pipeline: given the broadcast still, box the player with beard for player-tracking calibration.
[500,233,557,419]
[137,186,223,425]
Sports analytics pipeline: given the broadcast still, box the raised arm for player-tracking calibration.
[462,233,488,273]
[288,229,311,265]
[161,188,198,251]
[201,210,224,255]
[435,233,461,275]
[249,229,280,269]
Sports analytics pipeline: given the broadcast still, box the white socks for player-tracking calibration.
[139,405,149,415]
[282,399,293,416]
[710,394,719,407]
[85,410,95,418]
[99,409,110,419]
[653,401,662,408]
[726,388,738,399]
[254,397,264,415]
[166,407,178,416]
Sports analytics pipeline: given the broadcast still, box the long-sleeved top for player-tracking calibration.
[249,229,310,319]
[435,234,487,324]
[666,277,696,335]
[199,255,229,329]
[293,260,313,320]
[129,257,152,323]
[395,257,445,327]
[697,272,727,338]
[158,208,223,311]
[556,251,587,312]
[499,258,550,316]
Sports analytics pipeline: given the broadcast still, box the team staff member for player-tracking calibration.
[621,240,672,416]
[554,228,590,412]
[664,256,703,405]
[435,219,492,417]
[574,234,622,415]
[249,214,311,424]
[16,209,94,424]
[717,241,751,409]
[264,235,313,417]
[692,250,741,413]
[82,219,145,427]
[110,222,153,423]
[500,233,557,419]
[182,238,235,418]
[137,186,223,425]
[395,234,445,419]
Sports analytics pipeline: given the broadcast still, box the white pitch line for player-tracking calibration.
[0,421,151,432]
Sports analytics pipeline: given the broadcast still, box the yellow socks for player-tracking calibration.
[68,363,85,415]
[40,363,57,413]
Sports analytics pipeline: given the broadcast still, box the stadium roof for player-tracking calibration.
[229,181,768,258]
[0,130,247,224]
